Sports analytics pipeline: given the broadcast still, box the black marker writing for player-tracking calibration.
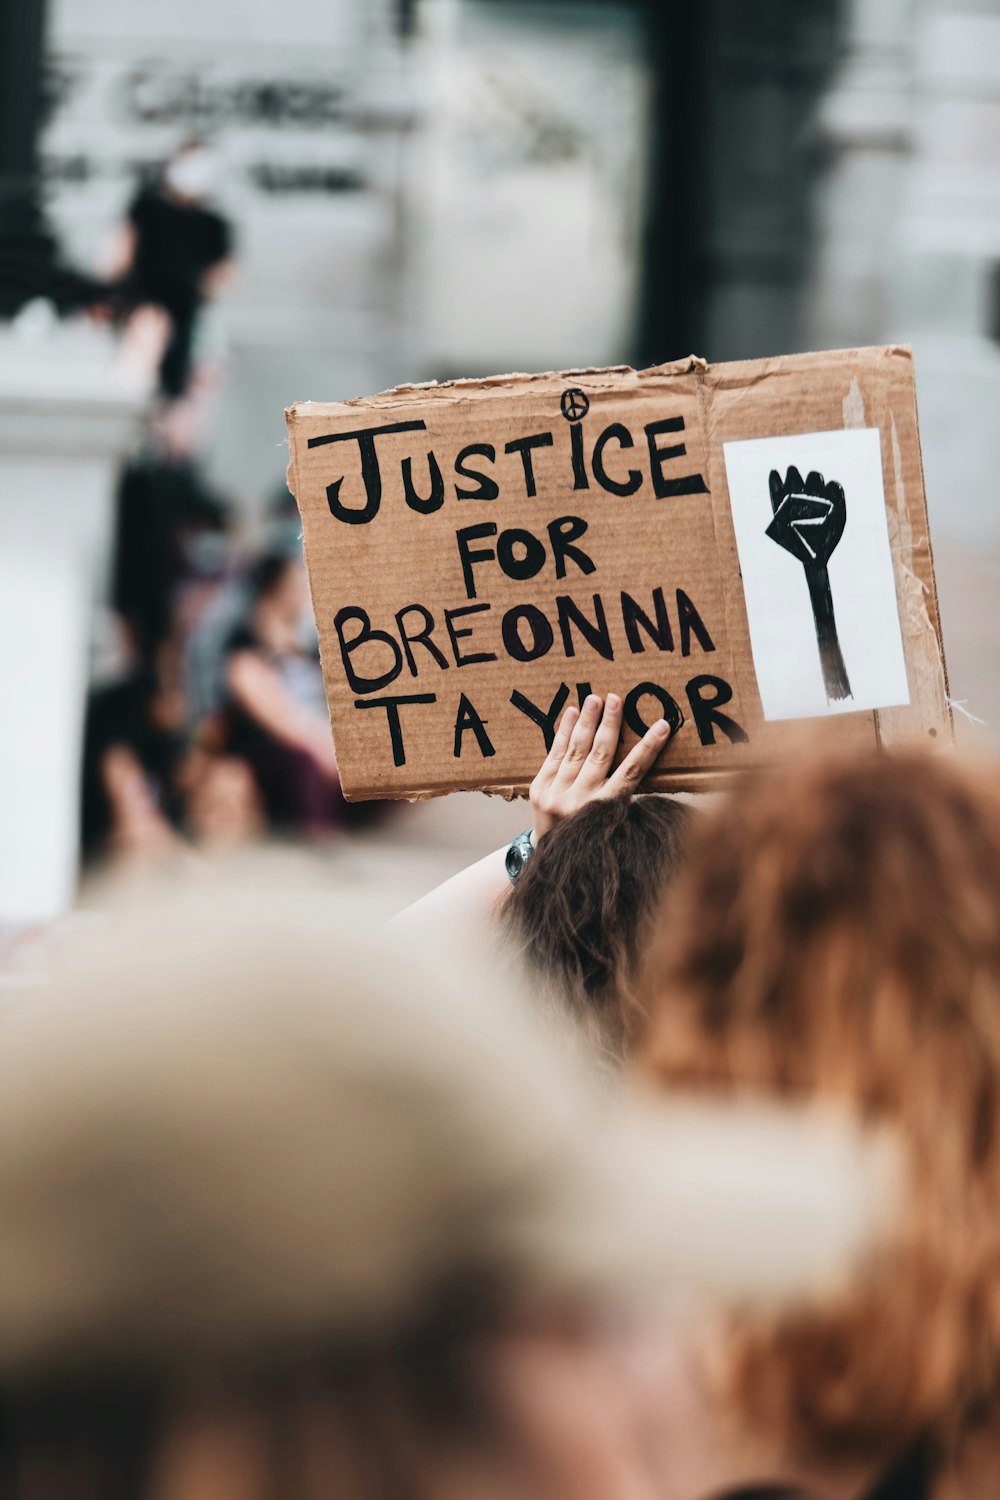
[766,466,852,702]
[310,398,709,527]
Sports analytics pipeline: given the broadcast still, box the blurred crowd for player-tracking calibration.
[2,720,999,1500]
[1,13,997,1494]
[78,141,388,869]
[5,145,1000,1485]
[83,471,383,864]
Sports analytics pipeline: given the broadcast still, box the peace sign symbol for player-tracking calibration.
[560,387,590,422]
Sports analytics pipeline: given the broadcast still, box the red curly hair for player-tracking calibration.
[638,750,1000,1462]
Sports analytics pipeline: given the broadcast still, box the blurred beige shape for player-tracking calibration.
[0,886,896,1378]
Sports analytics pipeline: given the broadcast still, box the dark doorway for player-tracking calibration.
[635,0,845,367]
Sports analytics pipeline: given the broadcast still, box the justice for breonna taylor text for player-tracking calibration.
[305,394,749,771]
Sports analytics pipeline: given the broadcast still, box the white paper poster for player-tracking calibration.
[723,427,910,721]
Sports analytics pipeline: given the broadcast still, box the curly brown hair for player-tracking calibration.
[501,794,693,1057]
[638,750,1000,1463]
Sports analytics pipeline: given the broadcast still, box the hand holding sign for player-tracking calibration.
[530,694,672,838]
[766,465,852,702]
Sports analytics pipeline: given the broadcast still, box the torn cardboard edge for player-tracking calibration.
[287,345,952,803]
[287,355,707,426]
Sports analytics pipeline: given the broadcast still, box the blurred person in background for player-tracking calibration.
[391,693,690,1064]
[80,654,189,870]
[81,471,236,869]
[95,134,238,841]
[109,138,234,404]
[182,483,391,845]
[0,890,889,1500]
[112,458,233,669]
[87,500,388,861]
[638,751,1000,1500]
[207,548,349,838]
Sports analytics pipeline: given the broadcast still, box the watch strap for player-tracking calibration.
[504,828,535,884]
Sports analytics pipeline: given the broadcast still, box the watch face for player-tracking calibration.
[505,842,527,881]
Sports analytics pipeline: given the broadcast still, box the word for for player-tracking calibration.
[307,412,708,525]
[334,584,717,695]
[356,677,749,770]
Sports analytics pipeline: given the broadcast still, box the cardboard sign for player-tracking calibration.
[286,346,950,800]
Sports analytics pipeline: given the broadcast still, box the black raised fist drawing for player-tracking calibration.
[766,465,852,702]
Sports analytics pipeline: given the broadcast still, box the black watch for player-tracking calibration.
[505,828,535,884]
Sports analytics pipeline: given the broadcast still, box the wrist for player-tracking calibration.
[530,810,551,839]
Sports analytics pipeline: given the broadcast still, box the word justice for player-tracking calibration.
[306,411,708,525]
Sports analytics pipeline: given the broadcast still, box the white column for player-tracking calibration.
[0,322,147,922]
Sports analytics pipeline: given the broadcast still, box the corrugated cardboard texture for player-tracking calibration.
[287,346,951,801]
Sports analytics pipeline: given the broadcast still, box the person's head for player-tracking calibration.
[162,138,220,204]
[0,889,687,1500]
[639,749,1000,1466]
[501,794,693,1059]
[249,551,310,626]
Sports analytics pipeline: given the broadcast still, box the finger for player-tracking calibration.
[555,694,603,781]
[577,693,624,788]
[604,718,672,797]
[533,703,579,788]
